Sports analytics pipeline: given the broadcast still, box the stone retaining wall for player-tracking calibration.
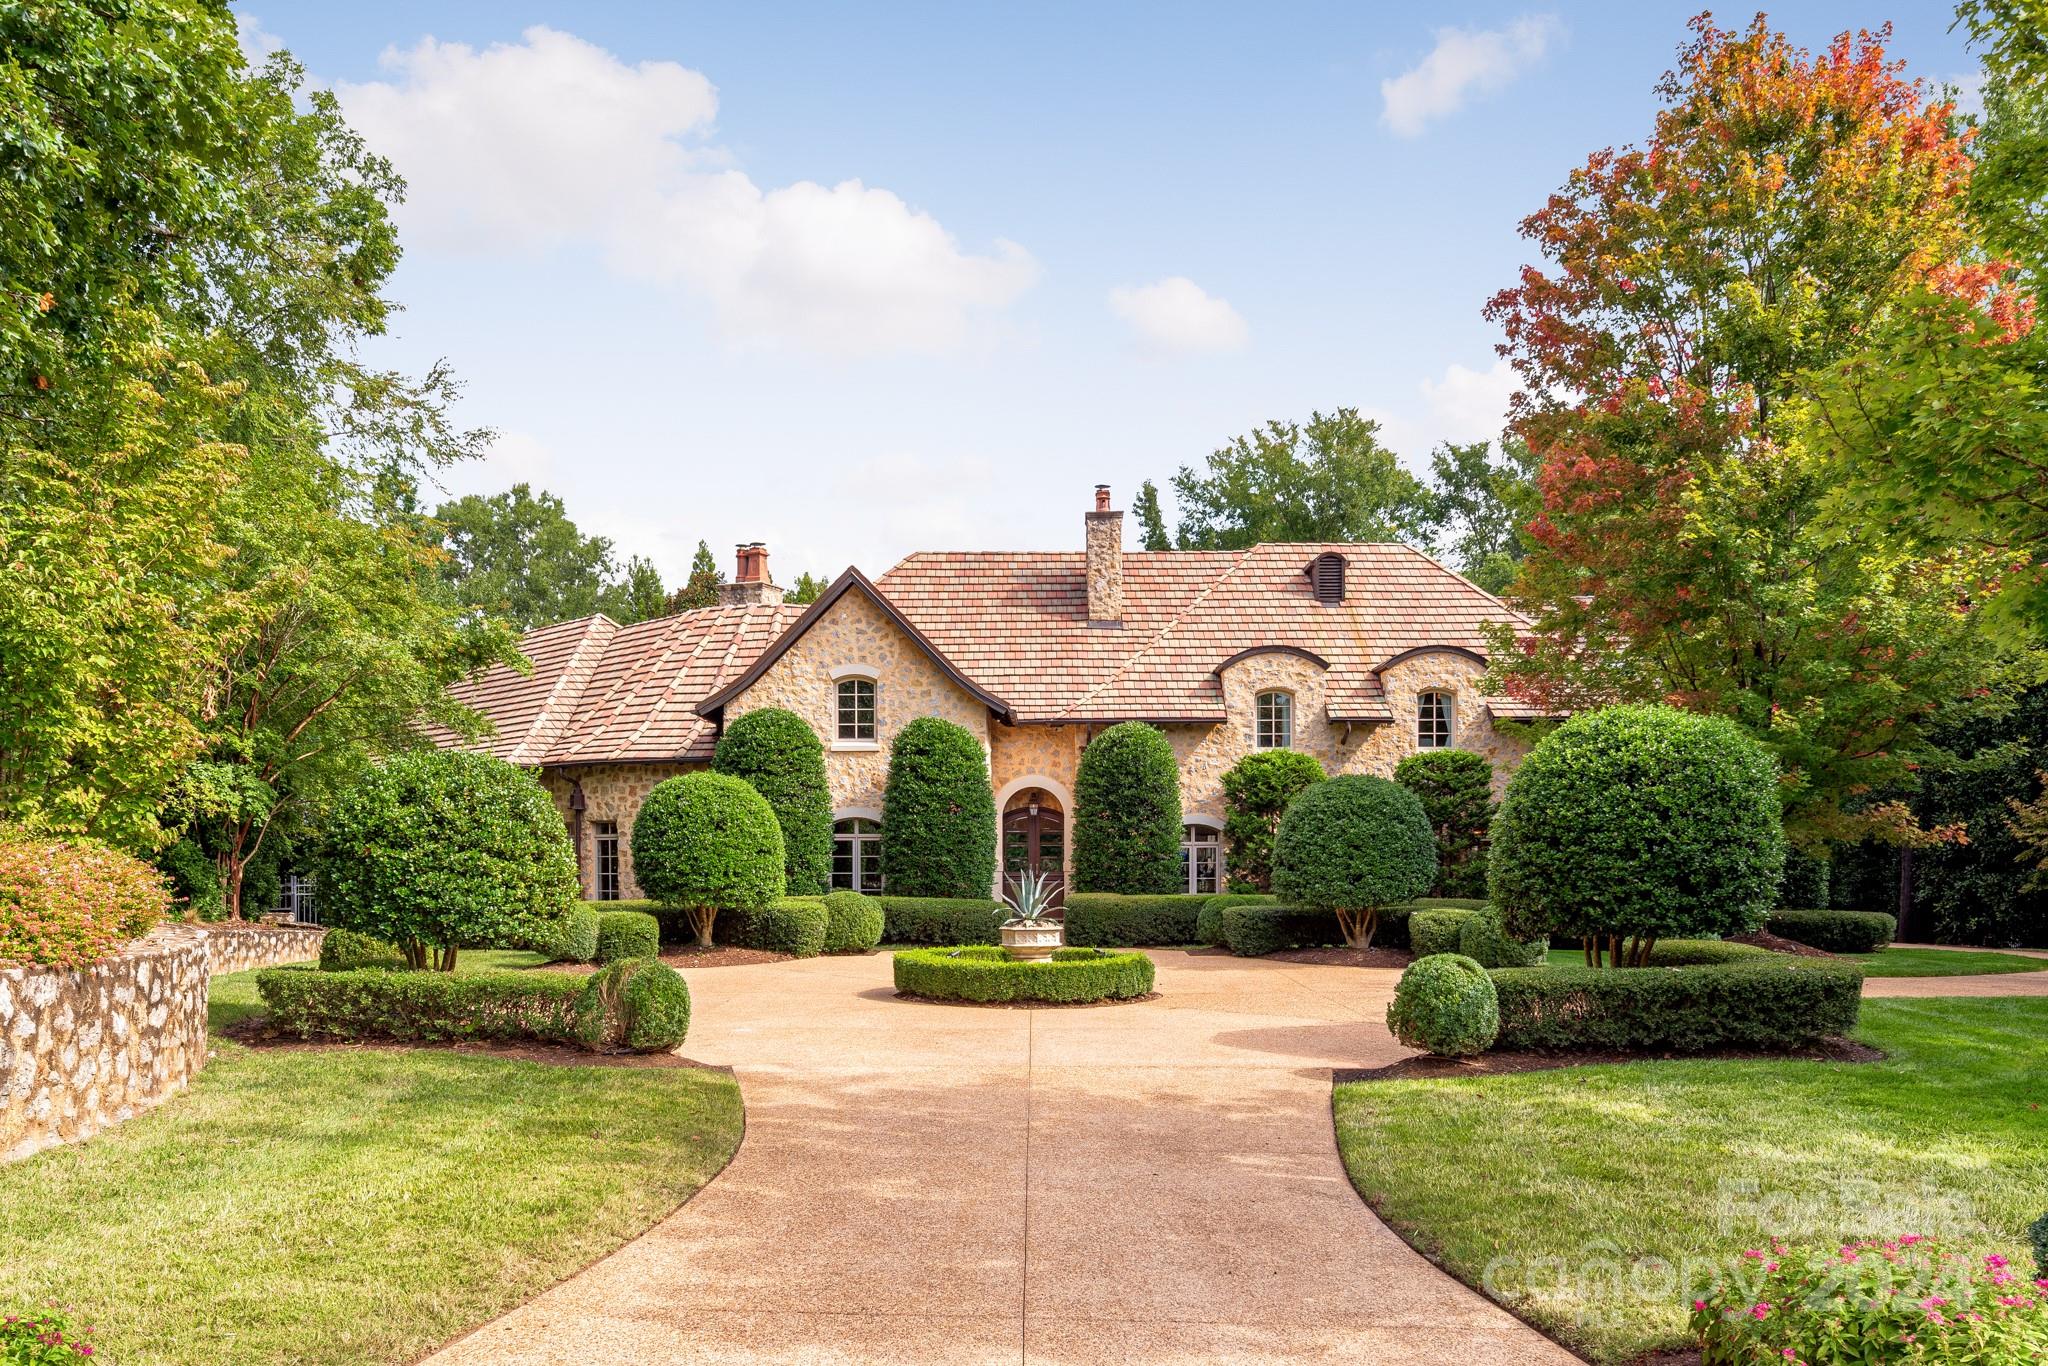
[1,921,325,1163]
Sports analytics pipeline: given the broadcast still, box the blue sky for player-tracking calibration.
[242,3,1978,589]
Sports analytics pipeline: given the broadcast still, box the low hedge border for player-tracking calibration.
[723,898,829,957]
[1487,958,1865,1052]
[255,966,587,1043]
[1410,908,1480,958]
[880,896,1003,945]
[1767,909,1897,954]
[892,945,1155,1003]
[1643,939,1771,967]
[1219,904,1345,957]
[1062,893,1213,947]
[1196,894,1277,947]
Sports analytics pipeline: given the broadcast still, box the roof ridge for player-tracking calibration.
[576,608,729,760]
[1051,547,1250,722]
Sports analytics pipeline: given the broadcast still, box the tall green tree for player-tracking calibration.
[1427,440,1537,594]
[664,540,724,613]
[785,572,828,605]
[603,555,669,624]
[434,484,619,628]
[1132,480,1173,551]
[1163,409,1437,550]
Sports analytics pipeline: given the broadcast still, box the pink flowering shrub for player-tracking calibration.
[1,1306,97,1362]
[1691,1236,2048,1363]
[0,835,170,968]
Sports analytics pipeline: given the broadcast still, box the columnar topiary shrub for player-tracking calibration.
[820,890,884,953]
[1072,722,1184,894]
[712,706,833,897]
[1488,704,1785,968]
[1393,750,1495,898]
[880,718,996,898]
[0,835,170,968]
[632,771,785,947]
[314,750,578,972]
[1220,750,1326,893]
[1272,776,1437,948]
[1386,954,1499,1056]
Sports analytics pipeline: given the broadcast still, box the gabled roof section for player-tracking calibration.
[695,567,1015,722]
[439,614,618,763]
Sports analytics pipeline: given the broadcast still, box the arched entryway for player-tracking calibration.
[1001,787,1066,911]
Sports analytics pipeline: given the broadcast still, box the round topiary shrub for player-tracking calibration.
[1072,722,1184,894]
[595,909,661,963]
[632,772,785,947]
[1272,776,1437,948]
[821,889,884,953]
[723,898,829,957]
[1386,953,1500,1056]
[0,835,170,968]
[1219,750,1326,894]
[528,903,601,964]
[318,927,406,972]
[573,958,691,1052]
[1393,749,1496,898]
[880,717,996,899]
[1488,704,1785,967]
[712,706,834,898]
[1456,906,1547,969]
[313,750,577,972]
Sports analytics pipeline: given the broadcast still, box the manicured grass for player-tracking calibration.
[1332,998,2048,1364]
[1845,946,2047,976]
[3,964,743,1366]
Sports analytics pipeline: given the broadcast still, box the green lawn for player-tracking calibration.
[3,963,743,1366]
[1846,946,2047,976]
[1332,998,2048,1364]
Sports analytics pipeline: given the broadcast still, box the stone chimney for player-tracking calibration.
[1085,484,1124,627]
[719,542,785,607]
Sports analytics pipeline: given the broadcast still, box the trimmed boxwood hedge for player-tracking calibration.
[1220,904,1345,957]
[1409,909,1479,958]
[821,890,884,953]
[1196,893,1277,947]
[318,928,405,972]
[880,896,1003,945]
[1487,958,1865,1052]
[595,910,660,964]
[892,945,1154,1003]
[1767,909,1897,954]
[723,898,830,957]
[1386,954,1499,1056]
[529,904,600,964]
[1062,893,1212,946]
[571,958,691,1052]
[255,966,587,1043]
[1643,939,1771,966]
[1457,907,1547,969]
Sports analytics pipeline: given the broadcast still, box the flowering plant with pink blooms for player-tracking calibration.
[1690,1236,2048,1363]
[1,1307,97,1363]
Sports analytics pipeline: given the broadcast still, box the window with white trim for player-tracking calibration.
[593,820,621,901]
[1180,823,1222,895]
[1254,691,1292,749]
[832,818,883,892]
[1417,691,1453,748]
[836,678,876,741]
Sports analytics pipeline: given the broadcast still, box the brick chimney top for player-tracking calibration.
[1094,484,1112,512]
[720,542,784,607]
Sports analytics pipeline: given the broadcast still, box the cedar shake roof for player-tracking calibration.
[442,542,1543,766]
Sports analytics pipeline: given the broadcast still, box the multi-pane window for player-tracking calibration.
[1254,690,1292,749]
[1180,823,1222,895]
[832,818,883,892]
[837,678,876,741]
[593,820,621,901]
[1417,691,1453,748]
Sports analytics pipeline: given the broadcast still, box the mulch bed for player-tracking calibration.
[892,990,1161,1010]
[1729,930,1835,958]
[1264,945,1415,969]
[221,1017,725,1069]
[1334,1035,1882,1084]
[535,945,794,974]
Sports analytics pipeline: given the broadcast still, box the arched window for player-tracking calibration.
[1417,691,1453,748]
[832,818,883,892]
[1181,822,1223,895]
[1255,690,1292,749]
[836,677,876,742]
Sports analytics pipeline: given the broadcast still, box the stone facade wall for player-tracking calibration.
[205,922,326,975]
[541,762,697,900]
[1,927,211,1163]
[725,587,991,816]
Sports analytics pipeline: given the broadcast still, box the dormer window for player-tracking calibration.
[836,677,876,742]
[1255,691,1293,749]
[1417,691,1453,748]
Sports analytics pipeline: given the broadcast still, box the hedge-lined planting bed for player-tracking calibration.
[1767,908,1897,954]
[1487,958,1865,1052]
[595,910,660,963]
[892,946,1155,1003]
[1409,908,1479,957]
[1061,893,1212,946]
[721,898,829,956]
[256,967,586,1043]
[1196,893,1277,947]
[879,896,1003,945]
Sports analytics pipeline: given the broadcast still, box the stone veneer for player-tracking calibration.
[1,921,324,1163]
[541,762,695,901]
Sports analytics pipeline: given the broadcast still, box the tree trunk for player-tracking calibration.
[437,944,459,972]
[403,939,427,971]
[690,907,717,948]
[1338,907,1378,950]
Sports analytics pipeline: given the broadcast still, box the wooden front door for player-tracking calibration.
[1002,795,1066,911]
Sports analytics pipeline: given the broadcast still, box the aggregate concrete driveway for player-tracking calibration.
[426,950,1577,1365]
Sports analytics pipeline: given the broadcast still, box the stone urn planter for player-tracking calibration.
[1000,920,1064,961]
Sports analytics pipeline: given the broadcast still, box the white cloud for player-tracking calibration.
[1106,276,1248,354]
[1381,16,1562,138]
[334,27,1036,356]
[1419,358,1520,445]
[234,9,284,66]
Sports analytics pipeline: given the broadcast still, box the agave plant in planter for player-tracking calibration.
[996,870,1064,961]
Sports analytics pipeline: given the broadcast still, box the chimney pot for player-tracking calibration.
[720,542,784,607]
[1094,484,1111,512]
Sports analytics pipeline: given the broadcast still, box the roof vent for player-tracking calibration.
[1307,552,1346,604]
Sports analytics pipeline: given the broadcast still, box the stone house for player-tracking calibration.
[442,487,1551,903]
